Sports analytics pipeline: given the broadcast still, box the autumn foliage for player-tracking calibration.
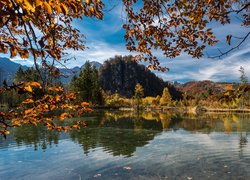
[0,82,91,138]
[0,0,103,84]
[0,0,249,137]
[123,0,249,70]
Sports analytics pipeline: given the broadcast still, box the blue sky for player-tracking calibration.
[7,1,250,83]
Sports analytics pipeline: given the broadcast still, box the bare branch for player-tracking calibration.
[209,31,250,59]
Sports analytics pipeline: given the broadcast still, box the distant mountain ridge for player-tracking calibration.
[0,57,28,83]
[176,80,242,99]
[60,61,102,84]
[0,57,102,84]
[0,57,242,100]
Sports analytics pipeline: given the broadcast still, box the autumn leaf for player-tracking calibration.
[26,82,42,88]
[88,6,94,12]
[59,112,69,121]
[43,2,52,14]
[24,85,33,93]
[226,35,232,45]
[81,102,89,106]
[22,99,34,104]
[24,108,33,115]
[60,3,68,15]
[0,44,8,53]
[48,86,64,92]
[24,0,35,13]
[19,49,29,59]
[55,4,62,14]
[35,0,43,7]
[10,47,18,58]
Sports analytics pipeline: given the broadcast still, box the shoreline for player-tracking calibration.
[92,106,250,114]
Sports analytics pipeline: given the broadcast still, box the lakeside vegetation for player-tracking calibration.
[1,56,249,114]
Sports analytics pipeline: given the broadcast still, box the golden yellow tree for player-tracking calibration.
[0,0,103,84]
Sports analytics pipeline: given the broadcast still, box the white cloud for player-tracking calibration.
[11,56,34,66]
[65,41,130,67]
[156,44,250,82]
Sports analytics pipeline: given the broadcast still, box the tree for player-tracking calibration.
[160,87,172,106]
[134,83,144,110]
[1,1,249,73]
[0,0,104,85]
[123,0,250,70]
[91,67,104,105]
[70,62,103,105]
[238,66,249,108]
[239,66,248,84]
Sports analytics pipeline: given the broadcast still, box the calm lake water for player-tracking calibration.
[0,111,250,180]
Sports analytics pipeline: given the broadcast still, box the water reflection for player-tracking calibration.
[0,125,61,151]
[1,111,250,179]
[1,111,250,156]
[75,111,250,157]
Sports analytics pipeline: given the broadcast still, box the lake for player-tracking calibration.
[0,111,250,179]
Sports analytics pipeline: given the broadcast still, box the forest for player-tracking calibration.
[0,0,250,179]
[1,55,249,113]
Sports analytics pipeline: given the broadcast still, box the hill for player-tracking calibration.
[176,80,241,99]
[0,57,28,83]
[58,61,102,84]
[100,55,181,99]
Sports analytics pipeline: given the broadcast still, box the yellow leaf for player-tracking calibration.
[72,124,80,129]
[24,85,33,93]
[43,2,52,14]
[60,3,68,15]
[23,0,35,12]
[88,6,94,12]
[59,112,68,121]
[35,0,43,7]
[55,4,62,14]
[81,102,89,106]
[48,86,64,92]
[26,82,42,88]
[24,109,33,115]
[22,99,34,104]
[19,49,29,59]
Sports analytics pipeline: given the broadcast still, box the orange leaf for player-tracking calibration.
[81,102,89,106]
[22,99,34,104]
[59,112,68,121]
[24,108,33,115]
[10,47,18,58]
[24,85,33,93]
[55,4,62,14]
[26,82,42,88]
[43,2,52,14]
[19,49,29,59]
[60,3,68,15]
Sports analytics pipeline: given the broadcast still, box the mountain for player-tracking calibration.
[0,57,28,83]
[59,61,102,84]
[100,55,182,99]
[176,80,241,99]
[0,57,102,84]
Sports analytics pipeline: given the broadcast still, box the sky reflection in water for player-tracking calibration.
[0,111,250,179]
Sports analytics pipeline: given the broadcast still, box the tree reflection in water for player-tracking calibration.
[4,111,250,158]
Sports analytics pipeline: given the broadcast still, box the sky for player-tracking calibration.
[6,1,250,83]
